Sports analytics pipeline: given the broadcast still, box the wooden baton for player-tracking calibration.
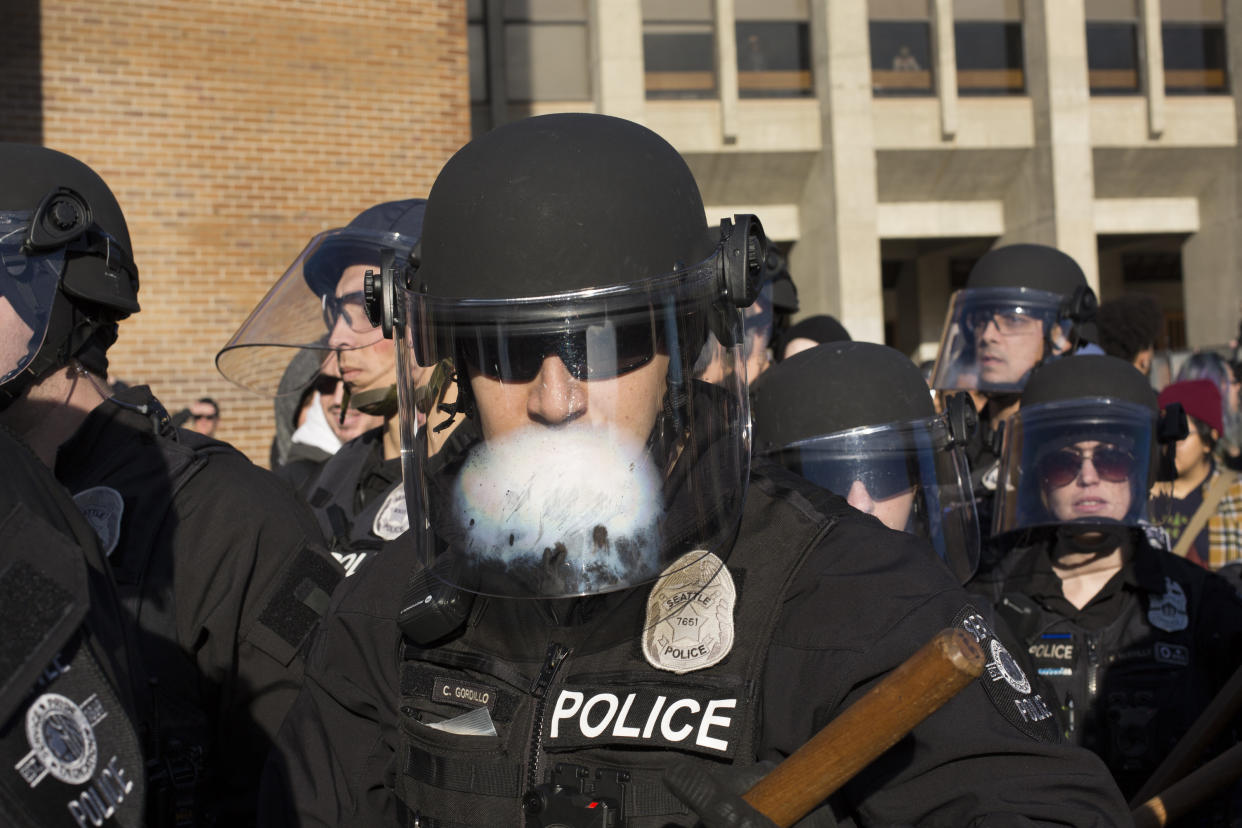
[741,627,986,827]
[1132,740,1242,828]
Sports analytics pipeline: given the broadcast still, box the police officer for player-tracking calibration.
[0,425,146,827]
[969,354,1242,814]
[219,199,426,576]
[0,143,343,826]
[750,341,980,584]
[929,244,1101,536]
[261,114,1130,826]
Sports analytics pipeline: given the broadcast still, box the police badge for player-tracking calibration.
[72,486,123,557]
[642,550,735,675]
[372,485,409,541]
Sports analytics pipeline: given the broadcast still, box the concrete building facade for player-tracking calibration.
[471,0,1242,359]
[2,0,472,463]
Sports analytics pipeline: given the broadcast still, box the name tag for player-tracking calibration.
[544,685,739,757]
[432,677,497,711]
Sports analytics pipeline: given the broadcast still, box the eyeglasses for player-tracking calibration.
[964,308,1044,336]
[459,321,662,383]
[322,290,374,333]
[191,413,218,422]
[1037,446,1136,489]
[311,374,342,396]
[806,456,916,501]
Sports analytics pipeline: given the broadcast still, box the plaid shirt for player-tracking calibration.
[1207,468,1242,569]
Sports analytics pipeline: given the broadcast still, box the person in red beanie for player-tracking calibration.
[1154,379,1242,570]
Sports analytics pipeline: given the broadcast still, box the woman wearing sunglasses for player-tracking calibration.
[972,354,1242,810]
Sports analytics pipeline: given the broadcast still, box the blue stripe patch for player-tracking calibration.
[1038,667,1073,676]
[1040,633,1072,639]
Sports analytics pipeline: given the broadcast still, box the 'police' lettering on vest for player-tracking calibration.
[545,686,739,756]
[66,755,134,827]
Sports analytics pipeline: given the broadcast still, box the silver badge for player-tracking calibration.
[1148,576,1189,632]
[371,485,408,541]
[985,638,1032,695]
[16,692,106,787]
[73,486,124,557]
[643,550,735,675]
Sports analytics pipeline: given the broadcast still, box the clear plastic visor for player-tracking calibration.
[216,226,418,396]
[931,287,1067,394]
[0,211,65,388]
[763,416,980,582]
[395,255,751,599]
[993,398,1157,536]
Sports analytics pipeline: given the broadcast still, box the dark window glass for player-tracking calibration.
[1163,23,1228,94]
[736,21,813,98]
[643,30,716,98]
[1087,22,1141,93]
[870,21,934,96]
[955,21,1025,95]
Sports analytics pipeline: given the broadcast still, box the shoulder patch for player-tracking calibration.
[1147,576,1189,632]
[643,551,735,675]
[954,605,1059,742]
[371,484,409,541]
[72,486,124,557]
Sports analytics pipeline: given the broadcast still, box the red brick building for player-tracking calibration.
[2,0,471,463]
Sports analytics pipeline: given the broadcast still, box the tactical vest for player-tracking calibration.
[394,476,840,827]
[995,553,1213,799]
[0,504,145,828]
[308,430,405,576]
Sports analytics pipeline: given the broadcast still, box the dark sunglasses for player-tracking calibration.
[1037,446,1135,489]
[460,322,661,383]
[322,290,374,333]
[310,374,342,396]
[805,456,916,501]
[191,413,217,422]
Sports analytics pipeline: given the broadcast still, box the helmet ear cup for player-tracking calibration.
[1059,284,1098,344]
[26,187,92,251]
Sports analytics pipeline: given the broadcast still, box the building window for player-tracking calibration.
[468,0,491,135]
[735,0,813,98]
[1086,0,1141,94]
[643,0,716,100]
[955,0,1024,95]
[869,0,934,96]
[503,0,591,103]
[1162,0,1228,94]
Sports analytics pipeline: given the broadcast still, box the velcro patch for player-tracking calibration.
[955,605,1059,743]
[1154,641,1190,667]
[543,685,740,757]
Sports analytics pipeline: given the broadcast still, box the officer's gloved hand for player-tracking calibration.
[664,761,838,828]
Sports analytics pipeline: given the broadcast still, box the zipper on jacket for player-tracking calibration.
[526,642,571,793]
[1086,635,1100,702]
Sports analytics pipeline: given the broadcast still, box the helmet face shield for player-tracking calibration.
[395,257,751,599]
[0,211,65,388]
[217,226,417,396]
[763,416,980,582]
[994,398,1157,536]
[931,287,1068,394]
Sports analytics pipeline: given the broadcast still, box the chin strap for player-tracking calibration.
[350,384,399,418]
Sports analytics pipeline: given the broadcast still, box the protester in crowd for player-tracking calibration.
[1154,379,1242,570]
[187,396,220,436]
[1096,293,1163,376]
[1177,350,1242,471]
[970,354,1242,817]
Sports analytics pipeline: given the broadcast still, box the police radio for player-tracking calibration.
[524,763,626,828]
[397,567,474,646]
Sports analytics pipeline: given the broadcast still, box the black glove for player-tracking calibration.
[664,761,777,828]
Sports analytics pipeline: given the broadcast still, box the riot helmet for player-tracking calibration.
[740,240,798,382]
[216,199,425,400]
[368,113,765,599]
[993,355,1186,537]
[931,244,1098,394]
[751,342,980,582]
[775,313,850,362]
[0,144,139,410]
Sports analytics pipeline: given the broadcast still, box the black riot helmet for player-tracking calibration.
[216,199,425,397]
[752,342,980,582]
[370,113,766,599]
[931,244,1098,395]
[0,144,140,409]
[993,354,1186,537]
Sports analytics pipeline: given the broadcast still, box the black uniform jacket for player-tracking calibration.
[973,533,1242,801]
[0,426,146,827]
[53,387,343,825]
[261,460,1130,827]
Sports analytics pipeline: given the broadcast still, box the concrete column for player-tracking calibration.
[715,0,740,142]
[1180,4,1242,347]
[790,1,883,343]
[916,251,952,353]
[932,0,958,139]
[998,0,1099,292]
[589,0,646,123]
[1139,0,1165,137]
[486,0,507,129]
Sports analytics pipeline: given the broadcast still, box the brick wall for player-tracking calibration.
[3,0,470,464]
